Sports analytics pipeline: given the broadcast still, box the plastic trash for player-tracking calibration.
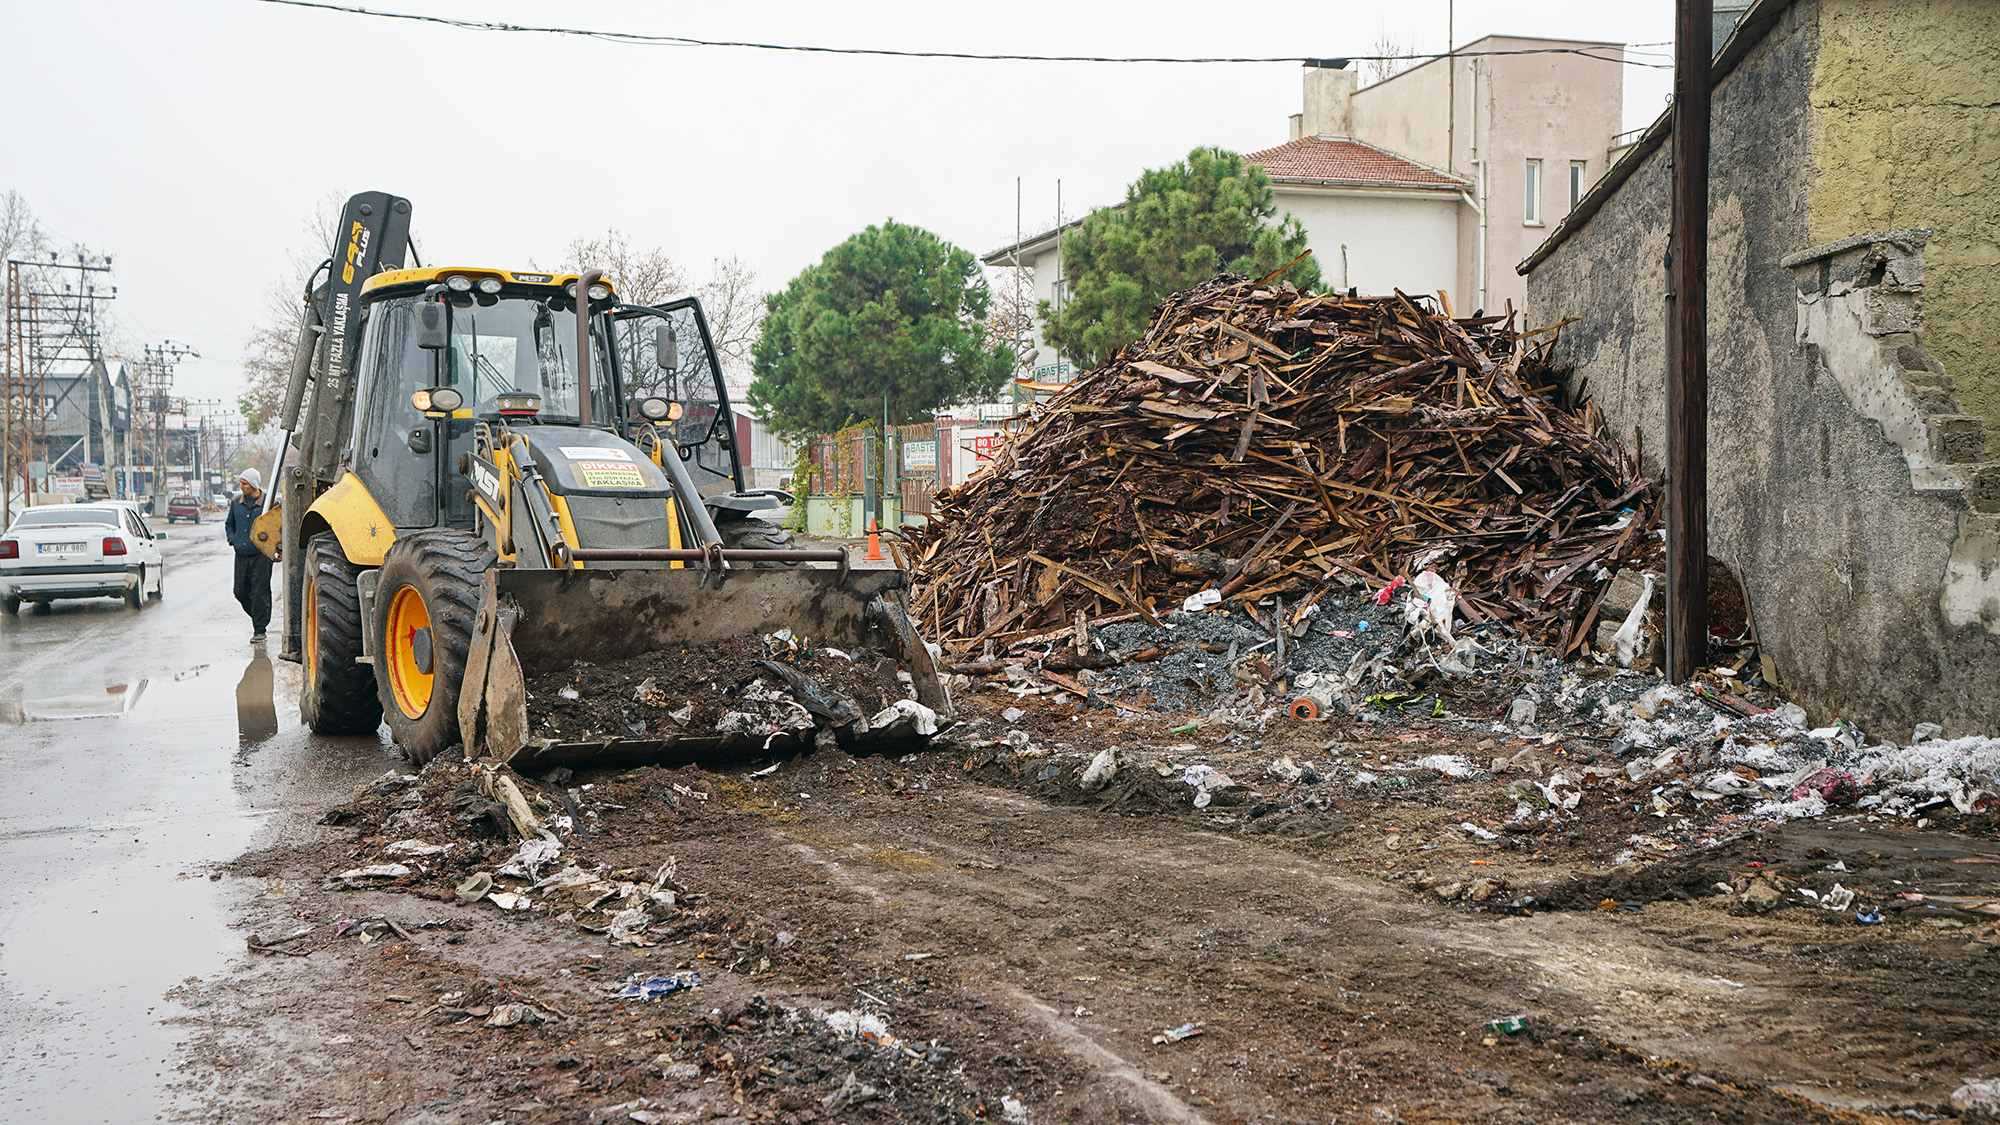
[1181,765,1235,808]
[1413,755,1478,778]
[864,699,937,738]
[1485,1016,1527,1034]
[334,864,412,882]
[1152,1023,1204,1043]
[453,872,493,905]
[1506,697,1538,727]
[1411,570,1457,641]
[483,1003,546,1028]
[1373,575,1407,605]
[1609,572,1655,668]
[1078,747,1119,792]
[1002,707,1026,722]
[1182,588,1222,613]
[1952,1079,2000,1114]
[1790,768,1860,806]
[612,972,701,1000]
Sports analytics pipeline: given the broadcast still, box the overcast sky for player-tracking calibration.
[0,0,1673,410]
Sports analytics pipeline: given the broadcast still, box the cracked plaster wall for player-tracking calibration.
[1810,0,2000,454]
[1525,0,2000,737]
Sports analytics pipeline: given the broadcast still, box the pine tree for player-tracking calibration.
[1043,147,1319,368]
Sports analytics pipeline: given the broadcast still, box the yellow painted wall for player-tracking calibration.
[1810,0,2000,453]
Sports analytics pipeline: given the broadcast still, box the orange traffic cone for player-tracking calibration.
[866,517,884,561]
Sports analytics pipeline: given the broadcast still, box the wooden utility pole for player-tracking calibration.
[1666,0,1713,682]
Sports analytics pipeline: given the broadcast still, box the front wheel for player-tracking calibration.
[371,530,492,765]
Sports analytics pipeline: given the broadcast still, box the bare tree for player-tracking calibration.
[982,264,1039,379]
[695,256,763,382]
[1363,32,1416,86]
[547,234,765,387]
[545,229,689,308]
[237,283,306,432]
[0,191,50,266]
[238,194,344,433]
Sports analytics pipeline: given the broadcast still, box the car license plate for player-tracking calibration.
[39,542,85,554]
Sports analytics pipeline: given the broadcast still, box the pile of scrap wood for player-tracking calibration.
[907,274,1657,659]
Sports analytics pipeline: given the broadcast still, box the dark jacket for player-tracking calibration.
[224,492,267,557]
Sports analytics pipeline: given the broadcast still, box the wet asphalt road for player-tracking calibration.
[0,519,404,1123]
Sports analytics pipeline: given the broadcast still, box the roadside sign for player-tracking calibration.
[903,439,937,470]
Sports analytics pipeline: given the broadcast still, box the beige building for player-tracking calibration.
[982,38,1626,374]
[1322,38,1626,315]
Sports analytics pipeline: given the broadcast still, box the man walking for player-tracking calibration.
[224,469,274,643]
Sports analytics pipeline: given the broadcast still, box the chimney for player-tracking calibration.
[1301,59,1355,138]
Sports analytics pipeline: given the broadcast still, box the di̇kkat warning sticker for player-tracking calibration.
[574,460,647,488]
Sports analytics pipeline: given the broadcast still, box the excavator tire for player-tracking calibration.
[372,530,494,765]
[301,533,383,736]
[717,515,798,567]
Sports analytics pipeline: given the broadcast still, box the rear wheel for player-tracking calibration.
[716,515,798,566]
[372,530,492,765]
[301,533,383,736]
[125,579,143,609]
[1,593,17,615]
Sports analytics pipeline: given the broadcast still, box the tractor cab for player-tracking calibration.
[347,268,751,540]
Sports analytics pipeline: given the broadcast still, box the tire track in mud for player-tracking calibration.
[752,775,1932,1119]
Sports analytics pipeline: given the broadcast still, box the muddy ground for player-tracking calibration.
[170,664,2000,1125]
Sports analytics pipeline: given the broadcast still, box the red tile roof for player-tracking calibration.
[1245,137,1466,189]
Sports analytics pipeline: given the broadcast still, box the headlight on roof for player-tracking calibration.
[445,274,473,292]
[588,282,611,300]
[476,276,503,295]
[637,397,679,421]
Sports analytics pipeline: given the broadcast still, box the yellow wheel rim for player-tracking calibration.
[304,578,320,689]
[385,585,434,719]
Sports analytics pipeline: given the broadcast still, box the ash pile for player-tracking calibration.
[910,274,1659,662]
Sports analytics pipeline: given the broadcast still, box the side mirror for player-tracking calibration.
[416,300,448,350]
[655,323,678,371]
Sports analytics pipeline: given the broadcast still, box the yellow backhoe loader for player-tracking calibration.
[270,191,949,768]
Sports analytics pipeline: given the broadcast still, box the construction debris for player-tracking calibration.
[910,275,1655,659]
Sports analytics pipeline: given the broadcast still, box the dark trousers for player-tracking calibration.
[234,552,273,634]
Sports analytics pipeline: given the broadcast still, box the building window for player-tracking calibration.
[1524,160,1543,225]
[1570,160,1588,210]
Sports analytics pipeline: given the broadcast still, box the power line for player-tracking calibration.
[250,0,1673,68]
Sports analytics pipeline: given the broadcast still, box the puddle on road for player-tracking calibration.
[0,655,287,1121]
[0,662,235,724]
[0,679,149,722]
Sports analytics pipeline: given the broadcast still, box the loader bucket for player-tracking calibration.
[457,564,952,771]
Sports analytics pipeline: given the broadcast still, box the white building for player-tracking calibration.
[983,39,1626,369]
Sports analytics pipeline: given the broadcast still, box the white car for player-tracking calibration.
[0,503,165,613]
